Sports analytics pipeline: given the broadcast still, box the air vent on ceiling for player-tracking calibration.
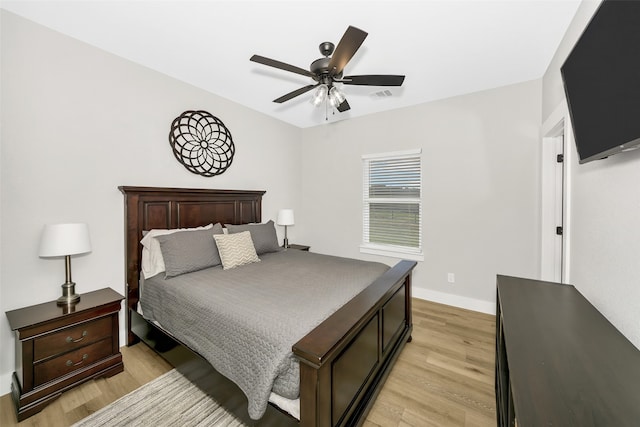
[370,89,393,98]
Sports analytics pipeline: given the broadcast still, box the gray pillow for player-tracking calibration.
[156,223,224,278]
[224,220,281,255]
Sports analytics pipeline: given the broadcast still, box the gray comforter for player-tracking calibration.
[140,250,389,420]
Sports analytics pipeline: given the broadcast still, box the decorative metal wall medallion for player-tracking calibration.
[168,110,235,177]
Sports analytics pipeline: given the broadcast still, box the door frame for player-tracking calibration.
[541,100,573,283]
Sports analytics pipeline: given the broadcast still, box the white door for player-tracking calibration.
[541,124,566,283]
[552,135,565,282]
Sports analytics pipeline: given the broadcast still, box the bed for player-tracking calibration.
[119,186,416,427]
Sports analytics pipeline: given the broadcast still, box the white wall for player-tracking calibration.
[0,11,302,395]
[542,0,640,350]
[300,80,542,313]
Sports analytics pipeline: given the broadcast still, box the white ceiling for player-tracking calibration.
[2,0,581,129]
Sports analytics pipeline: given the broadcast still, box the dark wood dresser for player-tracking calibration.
[6,288,124,421]
[496,275,640,426]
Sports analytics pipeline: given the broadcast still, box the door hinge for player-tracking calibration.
[556,226,563,236]
[557,154,564,163]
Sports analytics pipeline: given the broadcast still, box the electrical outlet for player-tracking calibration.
[447,273,455,283]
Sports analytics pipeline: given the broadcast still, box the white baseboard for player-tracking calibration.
[413,287,496,315]
[1,372,11,397]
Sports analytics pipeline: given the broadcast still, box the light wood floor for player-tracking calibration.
[364,299,496,426]
[0,298,496,426]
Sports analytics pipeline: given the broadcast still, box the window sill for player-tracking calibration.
[360,245,424,262]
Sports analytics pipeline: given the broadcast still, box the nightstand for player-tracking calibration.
[5,288,124,421]
[286,244,310,251]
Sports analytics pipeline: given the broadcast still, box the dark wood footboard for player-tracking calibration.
[295,260,416,427]
[120,186,416,427]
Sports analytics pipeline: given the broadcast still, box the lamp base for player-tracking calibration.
[57,282,81,306]
[283,225,290,249]
[57,294,80,306]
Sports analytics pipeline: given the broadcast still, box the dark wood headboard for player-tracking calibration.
[118,186,265,344]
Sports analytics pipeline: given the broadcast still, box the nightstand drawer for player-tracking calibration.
[34,337,113,386]
[33,316,112,361]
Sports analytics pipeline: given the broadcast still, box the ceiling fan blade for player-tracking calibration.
[342,75,405,86]
[273,84,318,103]
[337,98,351,112]
[328,26,368,77]
[250,54,316,78]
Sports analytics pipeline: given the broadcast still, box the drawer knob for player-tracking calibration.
[66,330,88,343]
[66,353,89,367]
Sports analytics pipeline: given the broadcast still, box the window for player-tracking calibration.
[361,149,423,261]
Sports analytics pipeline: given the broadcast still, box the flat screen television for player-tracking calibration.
[561,0,640,164]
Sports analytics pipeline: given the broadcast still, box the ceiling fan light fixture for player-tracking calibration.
[251,25,404,117]
[328,86,346,108]
[311,84,328,107]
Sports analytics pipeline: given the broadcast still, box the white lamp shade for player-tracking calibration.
[277,209,295,226]
[39,223,92,257]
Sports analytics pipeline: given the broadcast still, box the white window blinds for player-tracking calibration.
[362,149,422,259]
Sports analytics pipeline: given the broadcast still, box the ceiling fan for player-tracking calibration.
[250,26,405,113]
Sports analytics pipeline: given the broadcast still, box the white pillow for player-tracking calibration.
[213,231,260,270]
[140,223,213,278]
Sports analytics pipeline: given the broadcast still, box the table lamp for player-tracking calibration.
[276,209,294,249]
[39,223,92,305]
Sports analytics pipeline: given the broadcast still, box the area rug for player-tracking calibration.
[72,369,248,427]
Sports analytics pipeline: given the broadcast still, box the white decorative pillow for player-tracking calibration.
[140,223,213,278]
[213,231,260,270]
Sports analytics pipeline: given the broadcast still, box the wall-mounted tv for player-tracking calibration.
[561,0,640,164]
